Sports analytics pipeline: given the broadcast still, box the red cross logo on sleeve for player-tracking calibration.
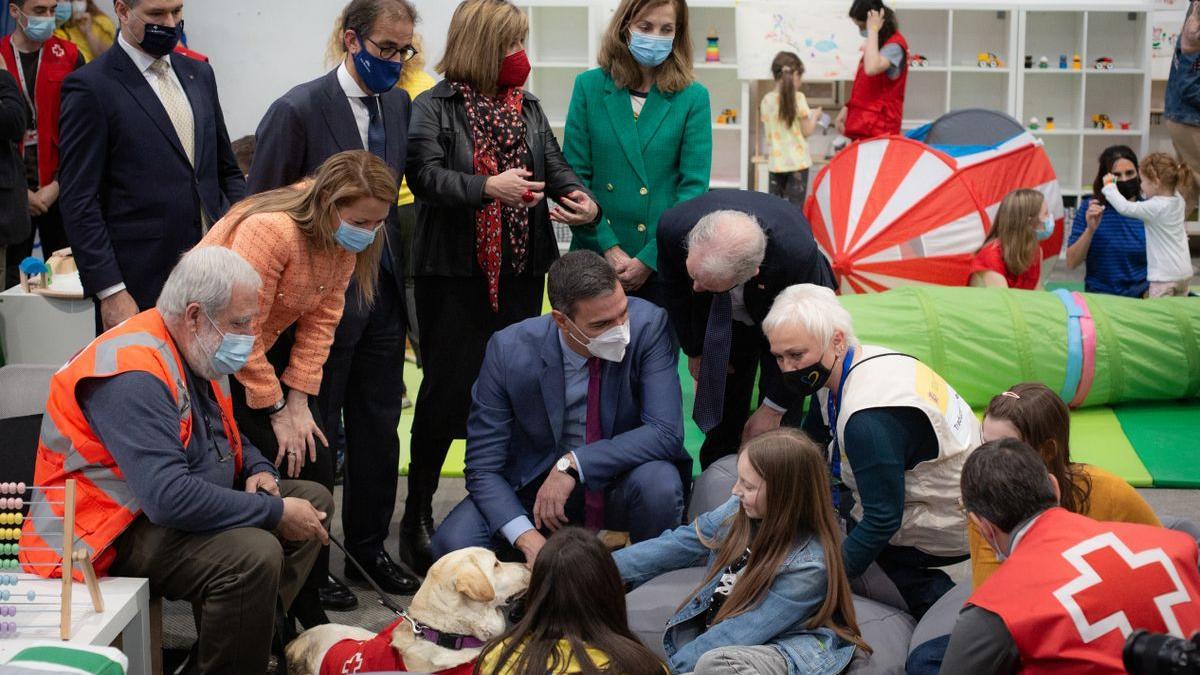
[341,652,364,674]
[1052,532,1194,642]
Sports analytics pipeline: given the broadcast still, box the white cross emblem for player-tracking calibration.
[1052,532,1193,642]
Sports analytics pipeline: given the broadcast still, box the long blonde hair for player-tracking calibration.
[1141,152,1197,203]
[438,0,529,97]
[982,188,1043,276]
[229,150,397,303]
[598,0,694,94]
[691,429,870,652]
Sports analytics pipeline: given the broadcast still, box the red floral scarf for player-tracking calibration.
[452,82,530,312]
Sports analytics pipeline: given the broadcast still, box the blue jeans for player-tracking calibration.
[431,460,684,560]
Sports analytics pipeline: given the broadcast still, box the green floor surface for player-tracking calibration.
[1113,400,1200,488]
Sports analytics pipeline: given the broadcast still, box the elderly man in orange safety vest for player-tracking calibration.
[19,247,333,675]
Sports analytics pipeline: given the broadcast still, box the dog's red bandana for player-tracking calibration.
[318,618,477,675]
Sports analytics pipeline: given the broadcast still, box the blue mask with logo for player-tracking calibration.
[334,220,379,253]
[1036,215,1055,241]
[628,30,674,68]
[201,312,255,376]
[352,32,403,94]
[54,2,72,26]
[21,13,56,42]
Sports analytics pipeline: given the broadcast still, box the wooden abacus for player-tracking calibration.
[0,480,104,639]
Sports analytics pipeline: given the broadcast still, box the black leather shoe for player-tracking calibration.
[398,518,435,575]
[319,574,358,611]
[345,549,421,595]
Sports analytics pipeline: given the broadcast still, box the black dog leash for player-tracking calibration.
[326,533,411,617]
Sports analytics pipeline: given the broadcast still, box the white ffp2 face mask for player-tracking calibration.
[571,319,631,363]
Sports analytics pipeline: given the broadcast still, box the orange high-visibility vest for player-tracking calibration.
[19,309,244,579]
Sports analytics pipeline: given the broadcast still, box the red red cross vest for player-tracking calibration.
[319,618,477,675]
[0,35,78,188]
[844,32,908,141]
[969,508,1200,674]
[19,309,244,580]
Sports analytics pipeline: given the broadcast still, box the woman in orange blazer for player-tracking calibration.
[197,149,396,626]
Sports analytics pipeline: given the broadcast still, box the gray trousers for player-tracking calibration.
[693,645,790,675]
[109,479,333,675]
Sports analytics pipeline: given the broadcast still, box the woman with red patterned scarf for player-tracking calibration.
[404,0,600,572]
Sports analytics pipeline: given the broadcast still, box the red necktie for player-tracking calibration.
[584,358,604,530]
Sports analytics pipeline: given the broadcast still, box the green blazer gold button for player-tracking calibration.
[639,187,648,195]
[637,223,646,232]
[606,183,614,191]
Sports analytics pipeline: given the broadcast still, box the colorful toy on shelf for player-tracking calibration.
[1092,114,1114,130]
[715,108,738,124]
[910,53,929,68]
[1094,57,1114,70]
[1072,53,1082,70]
[977,52,1003,68]
[1046,116,1055,131]
[1029,116,1040,130]
[1120,121,1132,131]
[1059,54,1068,69]
[705,29,719,63]
[1039,56,1049,69]
[1025,55,1033,69]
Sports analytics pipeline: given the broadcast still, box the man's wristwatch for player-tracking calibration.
[555,456,580,483]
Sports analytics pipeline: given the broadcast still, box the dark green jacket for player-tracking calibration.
[563,68,711,271]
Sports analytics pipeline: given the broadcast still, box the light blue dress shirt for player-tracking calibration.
[500,332,594,544]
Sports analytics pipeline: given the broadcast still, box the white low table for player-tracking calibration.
[1,575,150,675]
[0,286,94,366]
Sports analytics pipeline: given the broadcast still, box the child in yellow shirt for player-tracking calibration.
[760,52,822,208]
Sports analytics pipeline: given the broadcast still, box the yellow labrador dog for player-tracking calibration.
[287,547,530,675]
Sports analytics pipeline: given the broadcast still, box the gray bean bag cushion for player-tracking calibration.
[625,567,915,673]
[687,455,738,522]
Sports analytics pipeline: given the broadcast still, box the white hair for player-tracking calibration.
[762,284,858,348]
[686,210,768,285]
[157,247,261,320]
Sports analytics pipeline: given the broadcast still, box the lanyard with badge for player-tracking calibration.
[13,47,40,147]
[824,348,918,509]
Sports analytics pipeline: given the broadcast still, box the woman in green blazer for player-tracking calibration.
[562,0,712,304]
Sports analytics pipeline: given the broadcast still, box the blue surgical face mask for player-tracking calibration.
[628,30,674,68]
[334,220,379,253]
[21,12,56,42]
[860,28,869,38]
[201,312,255,376]
[1036,215,1055,241]
[54,1,72,25]
[352,32,403,94]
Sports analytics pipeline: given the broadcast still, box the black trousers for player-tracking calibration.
[317,270,406,558]
[697,321,765,469]
[230,329,334,605]
[4,200,69,289]
[768,169,810,209]
[408,275,544,518]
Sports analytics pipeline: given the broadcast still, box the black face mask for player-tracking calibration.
[781,352,834,399]
[137,18,182,58]
[1116,177,1142,201]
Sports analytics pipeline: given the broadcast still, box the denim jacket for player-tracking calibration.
[1166,32,1200,127]
[613,497,856,674]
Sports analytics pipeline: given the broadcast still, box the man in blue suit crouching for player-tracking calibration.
[432,251,688,566]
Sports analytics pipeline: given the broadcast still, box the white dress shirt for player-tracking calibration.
[98,33,191,301]
[336,62,376,151]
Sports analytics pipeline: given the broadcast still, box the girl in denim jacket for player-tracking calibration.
[614,429,870,674]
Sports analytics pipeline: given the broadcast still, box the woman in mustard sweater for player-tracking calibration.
[970,382,1160,587]
[564,0,711,306]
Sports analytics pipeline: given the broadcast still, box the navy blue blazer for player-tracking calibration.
[657,189,836,409]
[58,44,246,308]
[465,297,687,535]
[248,68,410,279]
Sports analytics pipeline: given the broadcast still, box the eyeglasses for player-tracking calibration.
[363,36,419,63]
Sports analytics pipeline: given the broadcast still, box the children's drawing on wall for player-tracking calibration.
[737,0,863,81]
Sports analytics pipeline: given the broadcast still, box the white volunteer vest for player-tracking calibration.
[817,345,979,557]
